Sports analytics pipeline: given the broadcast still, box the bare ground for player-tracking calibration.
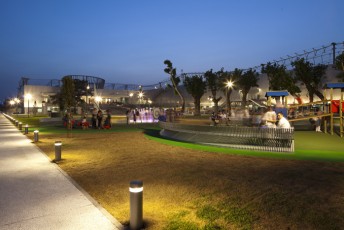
[35,131,344,229]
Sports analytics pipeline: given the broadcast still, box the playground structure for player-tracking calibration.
[266,83,344,137]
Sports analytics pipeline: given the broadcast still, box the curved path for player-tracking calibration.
[0,114,122,230]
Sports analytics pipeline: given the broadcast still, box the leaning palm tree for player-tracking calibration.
[164,60,185,113]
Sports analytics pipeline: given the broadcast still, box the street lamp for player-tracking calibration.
[14,98,20,115]
[226,80,234,116]
[138,91,144,107]
[86,85,90,105]
[25,94,32,117]
[95,96,102,109]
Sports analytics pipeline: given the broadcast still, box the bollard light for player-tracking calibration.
[24,124,29,134]
[34,130,39,142]
[129,180,143,230]
[19,122,22,130]
[15,120,19,126]
[54,141,62,161]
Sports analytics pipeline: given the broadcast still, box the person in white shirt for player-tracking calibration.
[262,106,277,128]
[277,112,291,128]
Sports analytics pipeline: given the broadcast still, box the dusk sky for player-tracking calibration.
[1,0,343,101]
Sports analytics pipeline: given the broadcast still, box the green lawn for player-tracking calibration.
[13,115,344,162]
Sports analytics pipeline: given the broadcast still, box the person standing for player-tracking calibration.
[126,109,131,125]
[315,110,323,132]
[104,109,112,129]
[132,109,137,123]
[277,112,291,128]
[97,110,103,129]
[91,108,97,129]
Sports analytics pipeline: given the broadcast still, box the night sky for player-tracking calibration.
[1,0,343,100]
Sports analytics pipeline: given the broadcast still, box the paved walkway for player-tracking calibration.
[0,114,122,230]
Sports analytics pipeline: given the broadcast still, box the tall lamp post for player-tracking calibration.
[138,91,144,107]
[14,98,20,115]
[226,81,234,116]
[25,93,32,118]
[86,85,90,104]
[95,96,102,110]
[9,100,15,114]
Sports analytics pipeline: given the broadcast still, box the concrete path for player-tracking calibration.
[0,114,122,230]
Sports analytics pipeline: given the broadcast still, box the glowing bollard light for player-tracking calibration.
[24,124,29,134]
[54,141,62,161]
[19,122,22,130]
[129,180,143,230]
[34,130,39,142]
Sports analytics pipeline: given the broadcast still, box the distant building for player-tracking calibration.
[15,65,343,116]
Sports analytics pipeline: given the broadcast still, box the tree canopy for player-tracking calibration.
[237,69,259,107]
[291,58,327,102]
[261,62,300,96]
[204,68,223,113]
[183,75,207,116]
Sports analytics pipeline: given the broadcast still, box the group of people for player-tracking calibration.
[91,108,112,129]
[211,110,230,126]
[63,109,112,130]
[261,106,291,128]
[125,108,156,124]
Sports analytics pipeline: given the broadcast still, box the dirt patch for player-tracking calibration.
[35,131,344,229]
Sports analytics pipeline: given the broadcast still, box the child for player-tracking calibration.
[81,116,89,129]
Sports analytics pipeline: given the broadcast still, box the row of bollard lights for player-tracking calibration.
[4,113,144,230]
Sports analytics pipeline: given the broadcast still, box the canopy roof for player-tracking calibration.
[265,90,290,97]
[326,82,344,89]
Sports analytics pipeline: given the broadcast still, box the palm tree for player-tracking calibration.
[183,75,207,116]
[61,76,75,111]
[335,52,344,81]
[261,62,300,99]
[164,60,185,113]
[237,69,259,107]
[291,58,326,102]
[204,68,223,113]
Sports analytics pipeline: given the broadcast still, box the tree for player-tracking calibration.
[73,79,89,107]
[61,76,75,112]
[335,52,344,71]
[204,68,223,114]
[291,58,327,102]
[183,75,207,116]
[237,69,259,107]
[164,60,185,113]
[261,62,300,96]
[335,52,344,81]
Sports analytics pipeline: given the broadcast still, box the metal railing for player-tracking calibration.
[159,121,294,152]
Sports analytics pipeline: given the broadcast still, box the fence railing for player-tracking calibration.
[159,121,294,152]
